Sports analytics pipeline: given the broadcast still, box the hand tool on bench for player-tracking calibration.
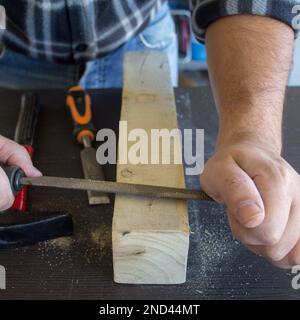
[0,95,74,249]
[66,86,110,205]
[1,166,73,249]
[0,210,73,249]
[12,92,38,212]
[4,165,214,202]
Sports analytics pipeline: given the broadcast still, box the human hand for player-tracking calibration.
[0,135,41,211]
[201,139,300,268]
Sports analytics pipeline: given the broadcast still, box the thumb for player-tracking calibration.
[201,161,265,228]
[7,146,42,177]
[20,161,42,177]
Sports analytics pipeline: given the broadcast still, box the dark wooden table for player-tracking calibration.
[0,87,299,300]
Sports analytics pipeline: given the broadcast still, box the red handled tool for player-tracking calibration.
[11,93,39,212]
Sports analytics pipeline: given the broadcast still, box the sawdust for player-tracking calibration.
[186,200,241,296]
[91,224,111,250]
[35,167,242,296]
[38,221,112,268]
[38,239,74,268]
[83,224,112,264]
[37,237,74,268]
[47,236,74,249]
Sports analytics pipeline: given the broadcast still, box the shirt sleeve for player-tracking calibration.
[190,0,300,42]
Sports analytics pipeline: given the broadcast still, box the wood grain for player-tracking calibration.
[112,52,190,284]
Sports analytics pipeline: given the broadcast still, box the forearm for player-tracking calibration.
[206,15,294,154]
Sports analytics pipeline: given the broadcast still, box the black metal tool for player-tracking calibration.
[2,165,213,201]
[12,93,39,212]
[1,166,74,249]
[0,210,73,249]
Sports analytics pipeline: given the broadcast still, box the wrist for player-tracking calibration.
[216,128,282,156]
[216,108,283,155]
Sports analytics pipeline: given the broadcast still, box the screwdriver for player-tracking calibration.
[2,165,213,202]
[66,86,110,205]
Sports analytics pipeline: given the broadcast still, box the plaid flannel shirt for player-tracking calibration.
[0,0,299,64]
[191,0,300,42]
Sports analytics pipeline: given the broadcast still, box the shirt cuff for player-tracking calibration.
[190,0,300,42]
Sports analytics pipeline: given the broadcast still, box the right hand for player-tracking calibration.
[0,135,42,211]
[201,139,300,268]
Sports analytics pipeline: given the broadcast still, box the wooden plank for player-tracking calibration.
[112,52,190,284]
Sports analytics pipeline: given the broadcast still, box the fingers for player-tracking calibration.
[249,164,291,244]
[228,185,291,246]
[276,239,300,269]
[246,200,300,265]
[0,168,14,211]
[0,136,42,177]
[201,153,293,247]
[0,136,42,212]
[201,156,265,228]
[229,167,291,246]
[7,146,42,177]
[201,144,300,269]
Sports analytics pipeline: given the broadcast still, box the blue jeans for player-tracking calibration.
[0,3,177,89]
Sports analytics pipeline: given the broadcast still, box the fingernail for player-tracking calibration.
[236,201,263,228]
[30,167,43,177]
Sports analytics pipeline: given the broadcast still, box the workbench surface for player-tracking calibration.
[0,87,299,300]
